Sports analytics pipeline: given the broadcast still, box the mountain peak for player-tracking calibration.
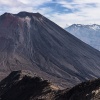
[0,11,43,19]
[16,11,42,18]
[1,12,14,17]
[71,24,100,27]
[68,24,100,30]
[70,24,83,28]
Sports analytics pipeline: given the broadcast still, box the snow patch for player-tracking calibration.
[89,24,100,30]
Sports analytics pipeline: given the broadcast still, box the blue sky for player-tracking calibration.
[0,0,100,28]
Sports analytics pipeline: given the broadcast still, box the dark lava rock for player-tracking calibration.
[0,71,100,100]
[56,78,100,100]
[0,70,57,100]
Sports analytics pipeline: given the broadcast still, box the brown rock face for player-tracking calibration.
[0,12,100,88]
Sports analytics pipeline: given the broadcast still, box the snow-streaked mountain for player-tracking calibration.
[65,24,100,50]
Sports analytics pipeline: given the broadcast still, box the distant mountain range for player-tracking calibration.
[65,24,100,51]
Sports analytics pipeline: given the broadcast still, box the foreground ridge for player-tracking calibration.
[0,71,100,100]
[0,12,100,88]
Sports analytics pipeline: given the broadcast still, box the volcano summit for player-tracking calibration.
[0,12,100,88]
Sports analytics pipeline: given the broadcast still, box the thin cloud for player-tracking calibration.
[48,0,100,27]
[0,0,100,28]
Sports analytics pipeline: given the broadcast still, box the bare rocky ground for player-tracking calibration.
[0,70,100,100]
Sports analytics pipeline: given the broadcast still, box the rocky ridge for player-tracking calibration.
[0,71,100,100]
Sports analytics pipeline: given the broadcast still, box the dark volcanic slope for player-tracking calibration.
[0,12,100,88]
